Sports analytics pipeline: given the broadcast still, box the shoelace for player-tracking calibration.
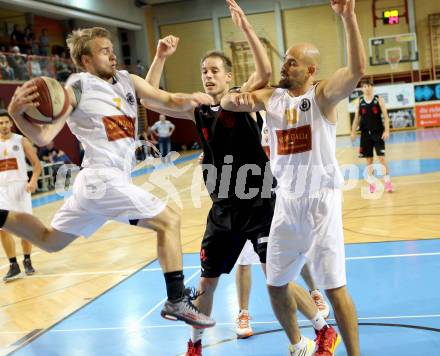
[183,288,205,313]
[237,314,250,328]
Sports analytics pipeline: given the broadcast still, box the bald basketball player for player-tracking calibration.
[1,26,216,329]
[221,0,365,355]
[144,1,338,355]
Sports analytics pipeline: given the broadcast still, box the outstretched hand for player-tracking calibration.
[157,35,179,59]
[330,0,355,18]
[227,0,251,30]
[8,80,40,118]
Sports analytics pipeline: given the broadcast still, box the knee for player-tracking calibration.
[267,284,288,298]
[325,285,349,304]
[155,208,180,233]
[41,228,65,253]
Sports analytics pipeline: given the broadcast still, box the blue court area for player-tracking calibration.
[337,127,440,148]
[11,239,440,356]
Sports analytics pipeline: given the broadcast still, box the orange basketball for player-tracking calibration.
[23,77,70,124]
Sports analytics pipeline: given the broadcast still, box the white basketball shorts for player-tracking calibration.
[266,188,346,290]
[237,239,261,266]
[51,168,166,237]
[0,181,32,214]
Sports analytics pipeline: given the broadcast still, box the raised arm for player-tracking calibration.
[221,87,274,112]
[378,96,390,140]
[227,0,272,92]
[142,36,196,120]
[131,74,212,118]
[145,35,179,89]
[317,0,366,112]
[8,80,75,147]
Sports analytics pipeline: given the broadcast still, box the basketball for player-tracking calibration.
[23,77,70,124]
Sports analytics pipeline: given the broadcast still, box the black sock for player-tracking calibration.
[9,257,17,264]
[24,254,31,261]
[164,271,185,302]
[0,209,9,228]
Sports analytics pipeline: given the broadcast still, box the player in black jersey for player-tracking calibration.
[351,81,393,193]
[142,1,333,355]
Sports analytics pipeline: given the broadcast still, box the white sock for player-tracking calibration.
[384,175,391,182]
[311,312,327,331]
[191,328,204,343]
[289,335,307,351]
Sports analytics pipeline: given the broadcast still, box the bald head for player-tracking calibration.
[287,43,321,67]
[278,43,321,90]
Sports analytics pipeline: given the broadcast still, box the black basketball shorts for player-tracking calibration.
[359,130,385,158]
[199,195,275,278]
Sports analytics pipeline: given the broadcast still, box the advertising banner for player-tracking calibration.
[349,83,414,112]
[415,103,440,127]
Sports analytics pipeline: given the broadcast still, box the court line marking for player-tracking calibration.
[134,269,200,325]
[7,250,440,278]
[2,314,439,334]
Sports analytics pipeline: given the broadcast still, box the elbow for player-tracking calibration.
[258,69,272,88]
[354,60,367,78]
[357,64,366,77]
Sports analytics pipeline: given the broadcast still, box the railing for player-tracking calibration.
[0,51,144,82]
[0,51,75,82]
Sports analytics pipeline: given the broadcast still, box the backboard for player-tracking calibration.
[369,32,418,66]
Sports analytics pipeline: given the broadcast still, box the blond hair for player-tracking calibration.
[66,27,111,71]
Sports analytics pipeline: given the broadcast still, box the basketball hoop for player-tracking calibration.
[385,47,402,71]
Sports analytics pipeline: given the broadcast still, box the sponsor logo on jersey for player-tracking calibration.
[0,158,18,172]
[103,115,136,141]
[12,145,19,151]
[276,124,312,155]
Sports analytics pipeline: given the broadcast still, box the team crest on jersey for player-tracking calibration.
[12,145,19,151]
[126,92,136,106]
[299,98,311,112]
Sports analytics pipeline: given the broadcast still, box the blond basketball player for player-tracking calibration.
[221,0,364,355]
[1,27,216,328]
[0,112,41,282]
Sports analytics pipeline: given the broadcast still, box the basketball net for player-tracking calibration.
[385,47,402,71]
[387,57,401,71]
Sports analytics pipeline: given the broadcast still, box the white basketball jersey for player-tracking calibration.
[259,112,270,158]
[266,86,343,197]
[0,133,28,185]
[66,70,138,173]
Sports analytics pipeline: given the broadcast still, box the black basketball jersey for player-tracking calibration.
[194,105,273,200]
[358,95,384,132]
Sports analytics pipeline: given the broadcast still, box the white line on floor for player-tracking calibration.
[134,269,200,325]
[2,313,439,334]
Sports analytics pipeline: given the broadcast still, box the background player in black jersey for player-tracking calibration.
[351,81,393,193]
[143,1,335,355]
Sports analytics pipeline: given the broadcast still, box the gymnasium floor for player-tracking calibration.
[1,128,440,355]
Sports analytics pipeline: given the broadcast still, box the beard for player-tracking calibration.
[95,65,116,80]
[277,77,292,89]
